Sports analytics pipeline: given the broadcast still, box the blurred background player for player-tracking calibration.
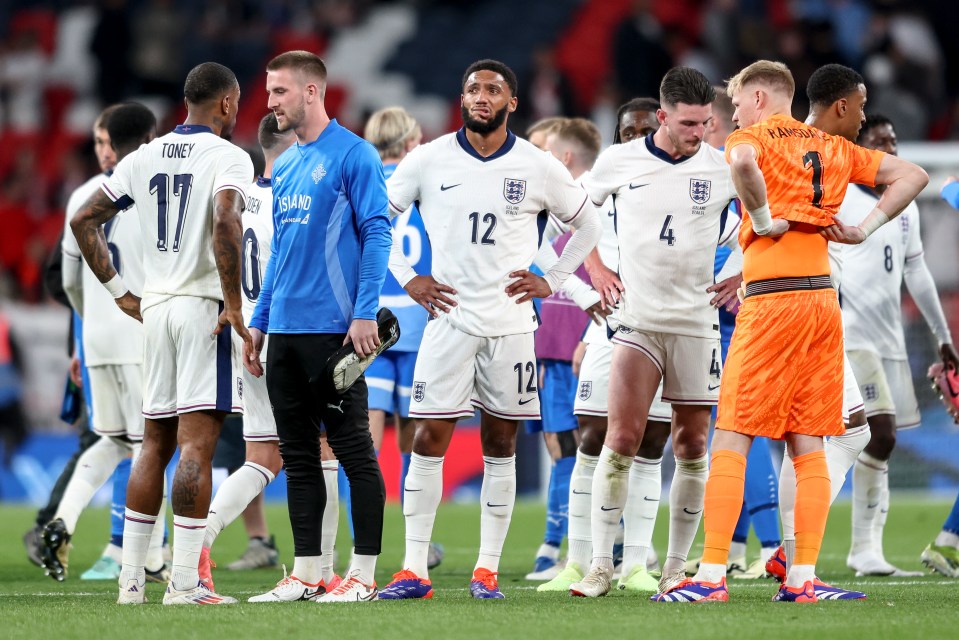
[573,68,738,598]
[361,106,443,571]
[524,118,604,581]
[44,103,163,583]
[839,114,957,576]
[539,97,664,594]
[702,88,781,579]
[200,113,301,597]
[379,58,601,600]
[75,61,254,605]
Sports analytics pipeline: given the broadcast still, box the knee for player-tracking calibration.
[248,444,283,477]
[412,425,447,457]
[577,419,606,456]
[671,425,708,460]
[637,422,669,459]
[865,428,896,460]
[481,431,516,458]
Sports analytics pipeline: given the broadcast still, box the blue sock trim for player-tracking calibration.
[943,493,959,534]
[110,457,132,538]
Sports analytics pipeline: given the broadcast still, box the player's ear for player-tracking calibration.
[508,96,518,112]
[656,108,667,125]
[836,97,847,117]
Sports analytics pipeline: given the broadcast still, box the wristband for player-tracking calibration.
[859,207,890,238]
[749,203,773,235]
[104,273,128,299]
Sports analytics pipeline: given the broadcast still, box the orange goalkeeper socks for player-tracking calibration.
[793,450,830,567]
[701,449,747,566]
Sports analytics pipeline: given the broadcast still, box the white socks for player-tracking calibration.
[347,552,377,585]
[119,508,155,586]
[567,451,598,570]
[292,555,322,585]
[403,453,443,577]
[589,446,632,571]
[621,455,662,576]
[785,563,815,588]
[56,437,130,533]
[171,515,206,591]
[204,462,275,549]
[935,530,959,548]
[476,455,517,573]
[851,451,888,555]
[664,455,708,576]
[321,460,339,583]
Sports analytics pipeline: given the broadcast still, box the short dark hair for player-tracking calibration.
[462,59,518,97]
[614,97,659,144]
[857,113,894,143]
[267,50,328,83]
[184,62,238,105]
[106,102,156,151]
[807,64,864,108]
[258,112,291,151]
[94,104,121,131]
[660,67,715,108]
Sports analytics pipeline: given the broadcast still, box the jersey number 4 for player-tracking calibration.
[660,215,676,246]
[150,173,195,252]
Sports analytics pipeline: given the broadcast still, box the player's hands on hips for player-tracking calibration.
[244,327,265,378]
[586,262,624,310]
[707,273,743,313]
[584,300,610,325]
[819,218,866,244]
[940,343,959,371]
[345,318,380,358]
[69,356,83,388]
[404,275,457,317]
[506,270,552,303]
[115,291,142,323]
[572,342,587,377]
[756,218,790,238]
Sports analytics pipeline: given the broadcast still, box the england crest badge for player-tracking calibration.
[504,178,526,204]
[689,178,711,204]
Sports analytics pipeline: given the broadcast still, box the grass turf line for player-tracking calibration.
[1,499,958,639]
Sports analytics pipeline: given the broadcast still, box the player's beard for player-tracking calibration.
[276,100,306,133]
[462,103,509,135]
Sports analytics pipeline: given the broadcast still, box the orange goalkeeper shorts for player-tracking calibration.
[717,278,844,440]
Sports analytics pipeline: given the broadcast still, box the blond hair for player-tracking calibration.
[364,107,421,160]
[726,60,795,100]
[552,118,602,167]
[526,116,567,139]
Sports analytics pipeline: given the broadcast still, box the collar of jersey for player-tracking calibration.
[256,176,272,187]
[645,133,692,165]
[174,124,213,135]
[456,127,516,162]
[294,119,341,153]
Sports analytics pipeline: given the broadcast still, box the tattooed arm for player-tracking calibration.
[211,189,253,351]
[70,190,141,321]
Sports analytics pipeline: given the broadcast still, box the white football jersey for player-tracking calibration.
[101,125,254,311]
[387,130,591,337]
[584,136,737,338]
[62,173,144,366]
[837,184,921,359]
[241,178,273,362]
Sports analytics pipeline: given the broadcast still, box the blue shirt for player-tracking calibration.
[381,163,431,351]
[943,182,959,210]
[251,120,392,334]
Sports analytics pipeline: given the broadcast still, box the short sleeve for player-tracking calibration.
[101,152,136,211]
[845,141,885,187]
[386,144,422,216]
[582,146,621,206]
[214,145,255,204]
[544,154,589,224]
[724,128,762,165]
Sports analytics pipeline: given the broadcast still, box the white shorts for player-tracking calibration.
[242,362,278,441]
[573,337,671,422]
[409,315,540,421]
[89,364,144,440]
[610,327,721,405]
[842,351,865,421]
[141,296,243,419]
[847,350,920,429]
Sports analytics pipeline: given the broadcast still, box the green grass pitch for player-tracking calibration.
[1,498,958,639]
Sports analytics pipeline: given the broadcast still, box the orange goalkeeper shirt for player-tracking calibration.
[725,114,885,282]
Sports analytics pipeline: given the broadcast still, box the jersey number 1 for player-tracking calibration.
[802,151,824,208]
[151,173,195,252]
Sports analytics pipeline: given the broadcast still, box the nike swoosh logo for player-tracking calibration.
[708,384,720,391]
[607,210,616,217]
[629,183,649,190]
[643,496,658,502]
[683,508,703,515]
[358,590,378,601]
[486,502,508,508]
[518,397,535,405]
[405,488,423,492]
[867,502,879,509]
[440,183,461,191]
[600,505,618,511]
[572,489,591,495]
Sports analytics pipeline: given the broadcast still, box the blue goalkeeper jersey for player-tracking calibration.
[380,162,431,351]
[250,119,392,334]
